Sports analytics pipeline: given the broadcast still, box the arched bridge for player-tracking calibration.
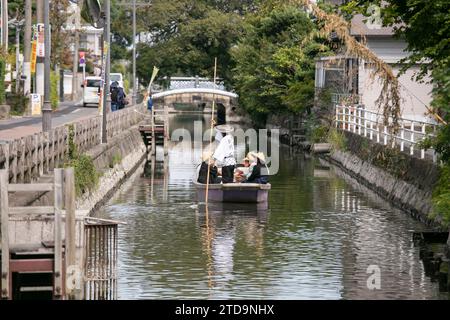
[151,77,239,112]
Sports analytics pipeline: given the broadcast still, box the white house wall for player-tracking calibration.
[359,64,433,122]
[365,37,409,63]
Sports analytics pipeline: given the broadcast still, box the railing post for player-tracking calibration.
[64,168,77,300]
[400,123,405,152]
[0,170,10,300]
[335,105,339,128]
[383,126,388,145]
[164,105,169,156]
[363,110,367,137]
[54,168,64,299]
[346,106,350,131]
[342,107,346,130]
[376,119,380,143]
[358,108,362,135]
[352,108,356,133]
[410,122,415,156]
[1,143,10,181]
[421,123,426,159]
[369,113,373,140]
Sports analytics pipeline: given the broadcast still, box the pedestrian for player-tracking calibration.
[110,81,119,111]
[117,86,127,109]
[147,94,153,111]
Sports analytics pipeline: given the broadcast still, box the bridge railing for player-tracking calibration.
[335,105,439,162]
[0,104,147,183]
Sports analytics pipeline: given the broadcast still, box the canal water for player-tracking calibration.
[96,114,448,299]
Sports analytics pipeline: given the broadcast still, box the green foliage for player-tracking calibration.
[50,71,59,111]
[117,0,259,87]
[109,153,122,169]
[310,125,328,143]
[231,5,330,119]
[66,125,99,196]
[123,78,130,95]
[327,127,347,151]
[0,58,5,105]
[432,164,450,226]
[69,154,99,197]
[6,93,27,115]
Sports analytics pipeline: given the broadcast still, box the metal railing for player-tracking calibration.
[83,219,118,300]
[335,105,439,162]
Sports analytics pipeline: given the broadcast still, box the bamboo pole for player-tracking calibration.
[204,58,218,205]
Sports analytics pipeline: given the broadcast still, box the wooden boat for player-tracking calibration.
[193,181,271,203]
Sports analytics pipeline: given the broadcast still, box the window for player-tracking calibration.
[86,79,101,88]
[79,34,88,50]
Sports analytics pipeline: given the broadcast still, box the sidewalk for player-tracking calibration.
[0,100,98,141]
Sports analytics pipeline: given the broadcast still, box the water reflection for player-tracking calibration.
[95,114,447,300]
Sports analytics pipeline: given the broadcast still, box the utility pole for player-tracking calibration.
[15,15,20,94]
[116,1,151,105]
[42,0,51,132]
[23,0,32,98]
[0,0,8,50]
[101,0,110,143]
[36,0,44,98]
[132,0,136,105]
[71,0,82,101]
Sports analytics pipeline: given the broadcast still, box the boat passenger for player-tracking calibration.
[213,125,236,184]
[245,152,269,184]
[198,151,221,184]
[234,157,251,182]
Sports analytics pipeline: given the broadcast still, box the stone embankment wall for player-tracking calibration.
[76,125,146,214]
[278,121,443,229]
[327,132,442,228]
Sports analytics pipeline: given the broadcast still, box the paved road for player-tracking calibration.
[0,101,99,141]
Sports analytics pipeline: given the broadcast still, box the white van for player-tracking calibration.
[110,73,124,88]
[82,76,102,107]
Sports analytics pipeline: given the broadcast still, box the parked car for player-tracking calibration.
[82,76,102,107]
[110,73,124,89]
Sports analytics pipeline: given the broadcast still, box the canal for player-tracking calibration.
[96,114,447,299]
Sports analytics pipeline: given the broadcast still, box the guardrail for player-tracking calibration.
[335,105,439,162]
[0,104,147,183]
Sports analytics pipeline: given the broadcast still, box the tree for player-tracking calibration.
[230,5,329,121]
[50,0,72,69]
[119,0,258,86]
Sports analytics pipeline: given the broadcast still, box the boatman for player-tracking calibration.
[212,124,236,184]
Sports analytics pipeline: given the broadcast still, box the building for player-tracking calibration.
[315,13,434,123]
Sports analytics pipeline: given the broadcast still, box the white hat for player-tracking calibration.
[256,152,266,164]
[215,124,234,134]
[247,151,258,162]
